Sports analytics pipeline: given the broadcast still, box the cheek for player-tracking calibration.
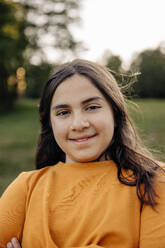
[94,114,114,131]
[98,116,115,140]
[51,120,67,142]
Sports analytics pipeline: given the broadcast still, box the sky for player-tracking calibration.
[72,0,165,67]
[44,0,165,68]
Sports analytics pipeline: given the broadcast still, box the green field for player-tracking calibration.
[0,98,165,195]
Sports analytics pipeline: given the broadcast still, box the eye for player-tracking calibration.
[56,110,70,117]
[86,105,101,111]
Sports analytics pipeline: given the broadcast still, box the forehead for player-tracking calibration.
[51,74,105,104]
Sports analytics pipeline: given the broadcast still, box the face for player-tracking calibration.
[50,74,115,163]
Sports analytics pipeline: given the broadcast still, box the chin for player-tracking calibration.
[74,155,101,163]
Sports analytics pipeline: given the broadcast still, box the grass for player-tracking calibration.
[0,98,40,195]
[128,99,165,161]
[0,98,165,195]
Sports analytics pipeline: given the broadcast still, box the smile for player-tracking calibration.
[69,134,97,143]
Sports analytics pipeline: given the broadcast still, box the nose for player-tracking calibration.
[70,113,90,131]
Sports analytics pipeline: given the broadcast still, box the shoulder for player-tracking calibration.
[17,164,58,187]
[1,164,58,198]
[140,162,165,246]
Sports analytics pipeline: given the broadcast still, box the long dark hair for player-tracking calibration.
[36,59,162,208]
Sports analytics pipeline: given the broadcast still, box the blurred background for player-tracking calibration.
[0,0,165,195]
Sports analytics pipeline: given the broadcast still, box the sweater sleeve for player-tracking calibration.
[0,172,28,248]
[139,174,165,247]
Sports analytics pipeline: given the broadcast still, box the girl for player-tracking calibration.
[0,59,165,248]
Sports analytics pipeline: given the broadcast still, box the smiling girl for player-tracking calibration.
[0,59,165,248]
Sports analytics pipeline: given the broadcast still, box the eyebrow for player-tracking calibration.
[52,96,103,110]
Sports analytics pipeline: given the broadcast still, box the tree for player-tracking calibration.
[0,0,28,112]
[0,0,84,111]
[101,51,122,82]
[23,0,84,98]
[106,55,122,72]
[20,0,83,63]
[130,46,165,98]
[101,50,122,72]
[25,63,53,98]
[103,52,139,97]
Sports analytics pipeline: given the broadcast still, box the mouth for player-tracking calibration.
[69,134,97,143]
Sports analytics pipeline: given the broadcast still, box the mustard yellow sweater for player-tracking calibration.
[0,160,165,248]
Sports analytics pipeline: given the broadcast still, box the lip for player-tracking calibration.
[69,134,97,143]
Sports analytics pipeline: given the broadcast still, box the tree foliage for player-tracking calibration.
[103,53,141,98]
[0,0,28,112]
[104,53,124,85]
[104,47,165,98]
[20,0,83,62]
[0,0,83,111]
[25,63,53,98]
[23,0,84,98]
[131,47,165,98]
[106,55,122,72]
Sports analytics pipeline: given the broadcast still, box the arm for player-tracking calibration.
[139,173,165,247]
[0,173,27,248]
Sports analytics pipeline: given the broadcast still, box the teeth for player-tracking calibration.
[76,138,88,141]
[70,135,96,142]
